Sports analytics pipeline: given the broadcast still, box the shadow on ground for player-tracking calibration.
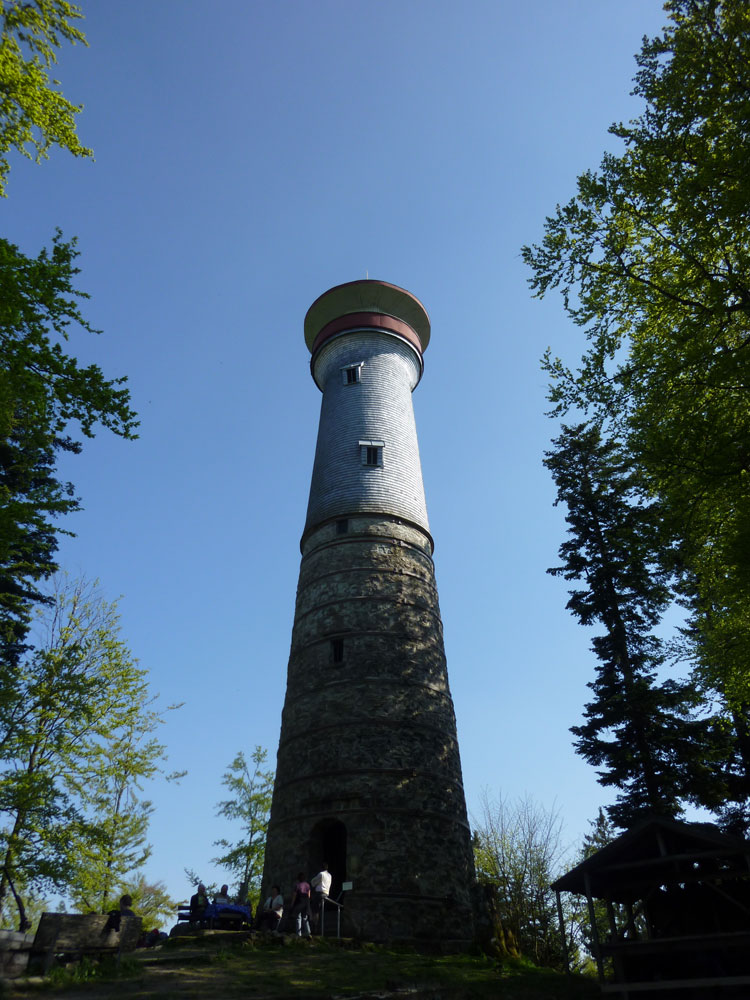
[5,931,599,999]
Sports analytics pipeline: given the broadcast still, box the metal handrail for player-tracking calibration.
[320,895,343,938]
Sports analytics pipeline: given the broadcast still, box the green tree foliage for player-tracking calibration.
[212,747,274,910]
[0,884,50,933]
[0,0,152,930]
[0,3,133,660]
[119,876,175,929]
[524,0,750,831]
[183,869,217,901]
[0,0,93,194]
[67,793,151,917]
[544,424,713,827]
[0,417,69,670]
[66,648,183,915]
[0,233,137,666]
[0,578,174,929]
[580,808,616,859]
[473,790,569,970]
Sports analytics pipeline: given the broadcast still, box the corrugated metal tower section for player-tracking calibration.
[262,280,475,942]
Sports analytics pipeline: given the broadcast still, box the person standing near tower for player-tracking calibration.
[290,872,312,937]
[311,863,331,929]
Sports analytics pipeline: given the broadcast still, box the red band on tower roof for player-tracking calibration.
[311,312,423,357]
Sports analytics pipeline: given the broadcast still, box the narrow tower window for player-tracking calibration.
[331,638,344,664]
[341,364,362,386]
[359,440,384,467]
[336,518,349,535]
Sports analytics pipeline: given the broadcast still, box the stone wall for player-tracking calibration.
[263,517,475,942]
[0,930,33,978]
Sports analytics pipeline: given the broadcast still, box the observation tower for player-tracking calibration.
[262,280,475,941]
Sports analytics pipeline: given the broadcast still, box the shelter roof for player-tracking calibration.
[552,816,750,903]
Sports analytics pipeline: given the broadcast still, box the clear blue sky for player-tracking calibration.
[4,0,671,916]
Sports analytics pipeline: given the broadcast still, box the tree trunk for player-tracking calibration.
[2,866,30,932]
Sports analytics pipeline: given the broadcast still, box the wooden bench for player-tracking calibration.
[30,912,142,973]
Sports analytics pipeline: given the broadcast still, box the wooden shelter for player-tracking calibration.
[552,817,750,997]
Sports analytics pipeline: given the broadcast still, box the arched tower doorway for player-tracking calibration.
[308,818,347,898]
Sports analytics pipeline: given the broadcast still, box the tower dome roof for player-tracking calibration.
[304,279,431,354]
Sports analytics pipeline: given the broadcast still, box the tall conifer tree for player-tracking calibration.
[545,424,712,827]
[527,0,750,833]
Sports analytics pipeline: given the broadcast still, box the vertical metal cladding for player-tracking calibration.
[305,331,429,535]
[262,281,475,943]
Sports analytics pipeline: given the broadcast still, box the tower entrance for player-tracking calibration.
[308,818,347,897]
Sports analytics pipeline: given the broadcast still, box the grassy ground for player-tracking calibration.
[4,932,600,1000]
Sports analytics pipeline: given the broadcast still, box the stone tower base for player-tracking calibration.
[262,515,475,942]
